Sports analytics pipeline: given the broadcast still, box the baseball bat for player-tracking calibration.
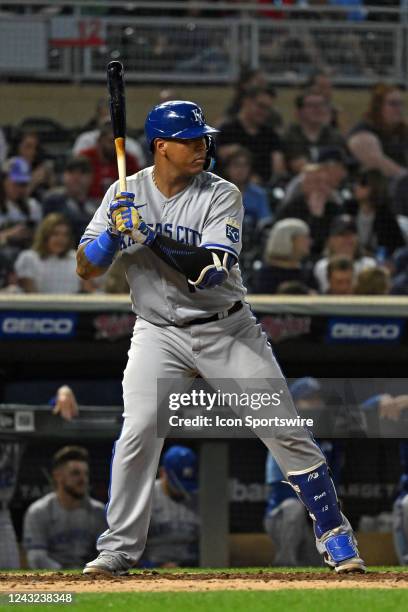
[107,60,127,192]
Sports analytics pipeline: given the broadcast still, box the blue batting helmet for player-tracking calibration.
[144,100,219,150]
[162,445,198,494]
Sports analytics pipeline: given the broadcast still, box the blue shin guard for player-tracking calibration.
[287,462,342,538]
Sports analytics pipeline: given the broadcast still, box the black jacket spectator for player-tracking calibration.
[345,169,405,256]
[43,157,96,244]
[275,164,342,257]
[276,195,341,257]
[216,87,284,183]
[345,199,405,256]
[283,91,346,164]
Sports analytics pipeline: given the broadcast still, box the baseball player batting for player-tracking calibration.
[76,100,365,575]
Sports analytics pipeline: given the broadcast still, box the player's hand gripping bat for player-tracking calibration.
[106,61,153,244]
[107,60,127,193]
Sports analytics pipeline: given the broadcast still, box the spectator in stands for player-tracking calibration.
[223,68,283,133]
[283,90,346,165]
[14,131,55,200]
[23,446,106,569]
[142,446,199,568]
[284,149,310,181]
[314,215,376,293]
[317,147,349,200]
[221,147,271,224]
[253,218,313,293]
[76,121,140,199]
[43,157,96,244]
[275,164,342,256]
[345,169,405,257]
[0,387,78,569]
[283,146,349,209]
[0,157,42,260]
[306,68,342,130]
[80,97,110,133]
[348,83,408,178]
[14,213,84,294]
[216,86,285,183]
[353,266,391,295]
[224,67,267,118]
[74,106,146,168]
[326,255,354,295]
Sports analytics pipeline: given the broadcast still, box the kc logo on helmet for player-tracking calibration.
[191,109,204,124]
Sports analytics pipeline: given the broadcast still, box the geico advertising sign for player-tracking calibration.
[327,317,404,343]
[0,312,77,339]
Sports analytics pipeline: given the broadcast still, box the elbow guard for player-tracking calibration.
[189,251,230,290]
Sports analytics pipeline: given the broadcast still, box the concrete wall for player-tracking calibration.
[0,83,390,133]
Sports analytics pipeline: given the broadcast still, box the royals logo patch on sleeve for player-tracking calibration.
[225,218,240,244]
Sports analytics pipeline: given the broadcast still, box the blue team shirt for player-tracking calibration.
[243,183,271,223]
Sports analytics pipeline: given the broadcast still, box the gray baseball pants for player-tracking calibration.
[97,303,324,564]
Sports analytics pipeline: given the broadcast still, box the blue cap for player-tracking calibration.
[3,157,31,184]
[145,100,219,149]
[290,377,322,401]
[162,445,198,494]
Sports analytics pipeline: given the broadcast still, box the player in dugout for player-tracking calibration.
[77,100,365,575]
[23,446,106,570]
[0,385,78,570]
[141,445,199,568]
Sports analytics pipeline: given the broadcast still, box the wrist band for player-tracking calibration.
[84,230,121,267]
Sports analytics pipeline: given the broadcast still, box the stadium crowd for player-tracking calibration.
[1,71,408,296]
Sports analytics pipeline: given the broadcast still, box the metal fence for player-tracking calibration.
[0,2,408,85]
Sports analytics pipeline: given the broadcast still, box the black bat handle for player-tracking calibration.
[107,61,126,139]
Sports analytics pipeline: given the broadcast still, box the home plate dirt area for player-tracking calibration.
[0,570,407,592]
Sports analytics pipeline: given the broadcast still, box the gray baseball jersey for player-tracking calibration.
[143,479,199,566]
[81,166,246,325]
[23,492,107,568]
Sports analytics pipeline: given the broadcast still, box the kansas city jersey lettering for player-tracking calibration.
[81,166,246,326]
[119,224,202,251]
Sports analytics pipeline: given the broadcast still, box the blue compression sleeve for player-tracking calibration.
[83,230,121,267]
